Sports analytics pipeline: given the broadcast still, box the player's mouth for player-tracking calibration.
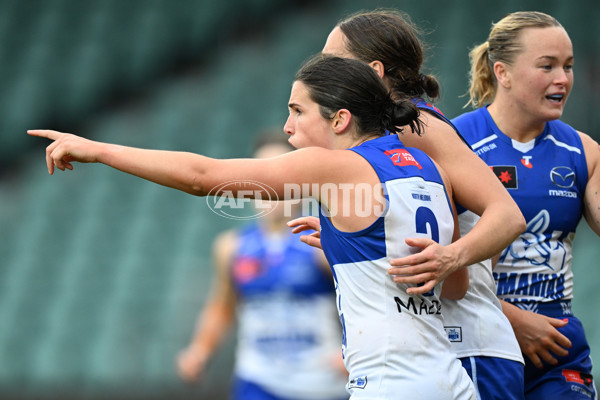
[546,93,565,103]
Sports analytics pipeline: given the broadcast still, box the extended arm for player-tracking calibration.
[28,129,294,197]
[29,129,384,233]
[177,230,238,382]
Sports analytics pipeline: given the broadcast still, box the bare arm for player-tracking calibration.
[435,159,468,300]
[389,116,525,294]
[29,129,385,232]
[580,131,600,235]
[28,129,301,198]
[177,230,238,382]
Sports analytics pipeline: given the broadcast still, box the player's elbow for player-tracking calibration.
[188,173,209,196]
[508,206,527,238]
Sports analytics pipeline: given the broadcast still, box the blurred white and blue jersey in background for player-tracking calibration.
[232,224,348,400]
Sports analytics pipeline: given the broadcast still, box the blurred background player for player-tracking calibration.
[453,11,600,400]
[177,131,348,400]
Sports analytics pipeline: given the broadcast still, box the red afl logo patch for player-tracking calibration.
[384,149,422,169]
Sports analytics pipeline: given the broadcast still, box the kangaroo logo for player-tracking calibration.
[499,210,566,271]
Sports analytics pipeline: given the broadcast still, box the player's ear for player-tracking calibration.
[331,109,352,134]
[493,61,511,89]
[368,60,385,79]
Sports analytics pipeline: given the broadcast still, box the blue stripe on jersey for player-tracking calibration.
[320,209,387,267]
[350,135,445,185]
[319,135,448,266]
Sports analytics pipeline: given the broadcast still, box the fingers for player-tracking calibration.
[289,217,322,249]
[524,350,544,369]
[29,130,77,174]
[518,315,572,369]
[45,145,55,175]
[406,281,436,295]
[290,224,314,234]
[27,129,64,140]
[548,317,569,329]
[47,145,69,173]
[389,253,438,278]
[389,238,436,267]
[547,317,572,349]
[389,253,426,267]
[299,234,323,250]
[388,264,430,278]
[404,236,435,249]
[288,216,320,231]
[536,346,560,367]
[41,133,64,174]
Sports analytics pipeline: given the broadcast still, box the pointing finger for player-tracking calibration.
[27,130,64,141]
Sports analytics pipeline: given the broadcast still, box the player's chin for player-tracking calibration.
[288,137,305,150]
[546,109,565,122]
[543,101,567,120]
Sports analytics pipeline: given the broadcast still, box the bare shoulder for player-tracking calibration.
[578,130,599,149]
[291,146,375,182]
[577,130,600,173]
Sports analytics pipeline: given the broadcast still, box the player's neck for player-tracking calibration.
[487,102,546,143]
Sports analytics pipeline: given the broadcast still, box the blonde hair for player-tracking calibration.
[466,11,562,108]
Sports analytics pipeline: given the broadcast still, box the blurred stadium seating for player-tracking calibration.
[0,0,598,399]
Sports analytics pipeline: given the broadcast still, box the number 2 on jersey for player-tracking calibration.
[414,206,439,297]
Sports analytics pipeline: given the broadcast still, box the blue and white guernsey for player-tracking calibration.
[320,135,475,399]
[407,101,522,363]
[453,107,588,305]
[232,224,348,400]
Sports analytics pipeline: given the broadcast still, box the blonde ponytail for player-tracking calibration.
[466,41,496,108]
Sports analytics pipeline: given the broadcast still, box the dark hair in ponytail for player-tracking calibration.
[295,54,422,137]
[337,9,440,101]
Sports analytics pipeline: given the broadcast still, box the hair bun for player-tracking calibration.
[385,100,420,134]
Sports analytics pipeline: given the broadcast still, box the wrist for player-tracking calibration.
[445,242,466,271]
